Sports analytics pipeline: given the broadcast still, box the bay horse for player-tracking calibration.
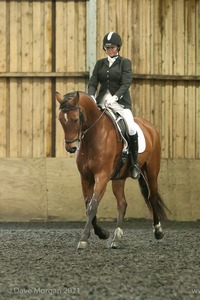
[56,91,168,249]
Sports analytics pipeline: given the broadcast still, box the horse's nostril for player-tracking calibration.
[68,147,77,153]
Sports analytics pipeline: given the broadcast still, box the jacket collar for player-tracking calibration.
[104,55,122,67]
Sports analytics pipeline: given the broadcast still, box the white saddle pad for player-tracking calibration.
[134,123,146,153]
[103,105,146,153]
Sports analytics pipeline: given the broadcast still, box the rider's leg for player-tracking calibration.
[122,110,140,179]
[109,103,140,179]
[128,133,140,179]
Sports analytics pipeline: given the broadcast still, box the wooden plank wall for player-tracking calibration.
[0,0,87,158]
[55,0,87,157]
[97,0,200,159]
[1,157,200,222]
[0,0,199,159]
[0,1,53,157]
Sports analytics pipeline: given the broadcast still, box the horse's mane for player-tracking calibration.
[63,91,77,100]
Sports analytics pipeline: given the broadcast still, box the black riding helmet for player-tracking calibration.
[103,32,122,51]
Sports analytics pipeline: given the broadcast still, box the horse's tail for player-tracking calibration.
[138,173,169,221]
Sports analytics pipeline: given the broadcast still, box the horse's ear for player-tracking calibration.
[56,91,64,103]
[74,91,80,105]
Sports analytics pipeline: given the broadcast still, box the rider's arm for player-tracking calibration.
[115,58,132,100]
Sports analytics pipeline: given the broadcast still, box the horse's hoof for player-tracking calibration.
[94,227,110,240]
[153,222,164,240]
[77,240,89,250]
[100,228,110,240]
[111,241,119,249]
[154,231,164,240]
[110,227,123,249]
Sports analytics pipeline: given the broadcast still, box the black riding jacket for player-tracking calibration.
[88,55,133,110]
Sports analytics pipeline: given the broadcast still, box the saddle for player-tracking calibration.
[104,107,129,153]
[98,106,129,179]
[98,105,146,179]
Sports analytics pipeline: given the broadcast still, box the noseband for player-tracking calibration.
[63,109,85,144]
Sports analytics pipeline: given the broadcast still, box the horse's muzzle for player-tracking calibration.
[67,147,77,153]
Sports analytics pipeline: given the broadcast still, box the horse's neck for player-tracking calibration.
[81,101,102,128]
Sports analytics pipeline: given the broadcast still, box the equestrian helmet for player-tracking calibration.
[103,32,122,50]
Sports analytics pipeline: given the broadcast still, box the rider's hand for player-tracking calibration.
[105,95,118,106]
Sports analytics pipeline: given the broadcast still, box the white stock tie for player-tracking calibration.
[107,55,118,67]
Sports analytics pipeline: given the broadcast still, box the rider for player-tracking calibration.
[88,32,140,179]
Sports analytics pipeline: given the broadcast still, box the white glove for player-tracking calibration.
[90,95,96,104]
[105,95,118,106]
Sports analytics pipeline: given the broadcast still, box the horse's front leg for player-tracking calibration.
[77,176,94,249]
[92,216,110,240]
[77,175,109,249]
[111,179,127,248]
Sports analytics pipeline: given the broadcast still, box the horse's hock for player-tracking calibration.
[0,157,199,222]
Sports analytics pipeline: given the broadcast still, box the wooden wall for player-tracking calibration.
[0,158,200,222]
[0,0,87,158]
[97,0,200,159]
[0,0,199,159]
[0,1,53,157]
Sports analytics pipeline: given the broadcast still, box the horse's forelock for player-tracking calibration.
[59,101,67,111]
[60,92,77,111]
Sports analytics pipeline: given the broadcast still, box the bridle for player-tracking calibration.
[61,104,107,145]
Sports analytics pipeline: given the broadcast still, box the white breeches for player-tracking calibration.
[109,101,137,135]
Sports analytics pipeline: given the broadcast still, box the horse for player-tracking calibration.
[56,91,168,249]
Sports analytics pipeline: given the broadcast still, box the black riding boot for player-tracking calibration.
[129,133,140,179]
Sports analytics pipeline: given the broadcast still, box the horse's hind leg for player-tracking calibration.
[139,169,167,240]
[111,179,127,248]
[149,190,166,240]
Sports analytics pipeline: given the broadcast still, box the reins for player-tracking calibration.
[80,107,107,140]
[63,106,107,144]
